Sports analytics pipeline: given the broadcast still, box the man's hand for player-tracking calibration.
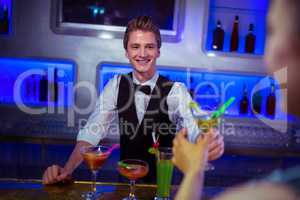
[207,128,224,161]
[172,128,212,174]
[42,165,72,185]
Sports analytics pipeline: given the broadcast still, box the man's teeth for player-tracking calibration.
[137,60,149,64]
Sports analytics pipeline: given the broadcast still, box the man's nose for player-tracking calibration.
[138,47,147,57]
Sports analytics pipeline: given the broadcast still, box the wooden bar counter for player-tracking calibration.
[0,178,176,200]
[0,178,223,200]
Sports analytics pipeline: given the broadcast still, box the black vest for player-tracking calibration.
[117,73,176,182]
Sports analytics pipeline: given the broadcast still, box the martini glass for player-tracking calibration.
[80,145,111,200]
[117,159,149,200]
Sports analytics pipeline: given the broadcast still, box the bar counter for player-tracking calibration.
[1,141,299,199]
[0,178,223,200]
[0,178,158,200]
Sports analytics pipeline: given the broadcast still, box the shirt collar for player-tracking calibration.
[132,72,159,91]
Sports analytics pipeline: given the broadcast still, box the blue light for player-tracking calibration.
[93,8,99,16]
[89,6,105,17]
[99,8,105,15]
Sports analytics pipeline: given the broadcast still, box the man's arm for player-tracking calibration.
[42,75,120,185]
[43,141,91,185]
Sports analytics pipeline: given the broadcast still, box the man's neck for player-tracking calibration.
[133,70,156,83]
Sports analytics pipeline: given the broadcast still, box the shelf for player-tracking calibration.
[0,57,77,107]
[204,0,269,56]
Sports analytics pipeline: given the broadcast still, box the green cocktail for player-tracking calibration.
[155,147,173,200]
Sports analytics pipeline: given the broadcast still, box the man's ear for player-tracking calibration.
[158,49,161,57]
[125,50,129,58]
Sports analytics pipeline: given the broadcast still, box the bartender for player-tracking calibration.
[42,16,224,184]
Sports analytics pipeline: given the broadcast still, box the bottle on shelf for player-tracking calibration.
[39,70,48,102]
[212,20,225,51]
[25,74,40,103]
[266,82,276,117]
[252,90,262,114]
[239,84,249,114]
[49,68,58,102]
[245,23,256,53]
[230,16,239,52]
[31,74,39,103]
[25,76,31,102]
[0,4,9,34]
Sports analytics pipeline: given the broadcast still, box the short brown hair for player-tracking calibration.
[123,16,161,50]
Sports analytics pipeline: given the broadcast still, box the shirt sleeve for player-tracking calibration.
[77,75,120,145]
[167,82,207,143]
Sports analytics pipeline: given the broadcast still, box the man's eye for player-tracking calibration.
[131,46,139,49]
[146,45,155,49]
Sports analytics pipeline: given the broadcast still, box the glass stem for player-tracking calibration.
[129,180,136,199]
[91,170,98,194]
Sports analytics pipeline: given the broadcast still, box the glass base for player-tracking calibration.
[154,197,170,200]
[122,197,138,200]
[205,162,215,171]
[81,191,102,200]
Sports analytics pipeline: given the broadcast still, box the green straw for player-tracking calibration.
[210,97,236,119]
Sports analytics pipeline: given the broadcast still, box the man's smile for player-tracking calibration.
[135,59,151,65]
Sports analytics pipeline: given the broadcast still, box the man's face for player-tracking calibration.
[125,30,160,76]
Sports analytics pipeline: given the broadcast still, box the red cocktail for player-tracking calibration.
[118,159,149,200]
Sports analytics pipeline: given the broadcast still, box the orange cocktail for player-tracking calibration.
[80,145,110,200]
[82,151,109,171]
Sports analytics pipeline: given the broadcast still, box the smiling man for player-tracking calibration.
[42,16,224,184]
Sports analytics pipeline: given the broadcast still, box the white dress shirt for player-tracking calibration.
[77,72,205,145]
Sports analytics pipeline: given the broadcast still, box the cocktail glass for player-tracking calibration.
[80,145,111,200]
[196,114,220,171]
[155,147,174,200]
[117,159,149,200]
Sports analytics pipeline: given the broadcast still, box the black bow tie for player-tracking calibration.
[134,84,151,95]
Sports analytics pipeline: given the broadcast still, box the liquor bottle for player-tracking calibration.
[25,74,37,103]
[212,20,225,51]
[49,68,58,102]
[230,16,239,52]
[245,24,256,53]
[0,5,9,34]
[31,74,39,103]
[39,70,48,102]
[239,84,249,114]
[266,82,276,117]
[252,90,262,114]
